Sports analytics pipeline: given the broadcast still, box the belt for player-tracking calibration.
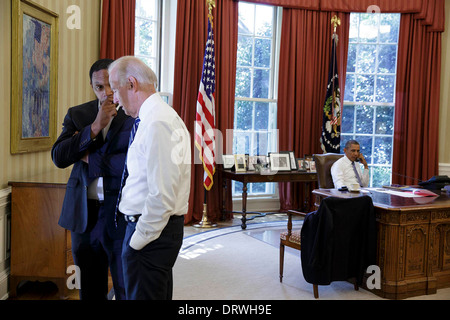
[124,214,141,223]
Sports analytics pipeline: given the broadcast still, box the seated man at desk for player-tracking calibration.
[331,140,370,189]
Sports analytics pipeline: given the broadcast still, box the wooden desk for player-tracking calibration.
[8,173,71,299]
[221,169,317,229]
[313,188,450,299]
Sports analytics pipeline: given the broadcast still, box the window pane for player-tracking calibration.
[375,106,394,135]
[380,14,400,43]
[235,100,253,130]
[136,0,158,20]
[234,132,251,154]
[237,35,253,67]
[372,166,392,187]
[378,44,397,73]
[341,105,355,133]
[252,69,270,99]
[359,14,378,43]
[344,74,355,102]
[355,74,375,102]
[356,105,374,134]
[373,136,393,165]
[252,182,267,194]
[376,75,396,103]
[238,2,255,35]
[255,5,273,37]
[349,14,359,43]
[254,38,272,68]
[357,45,376,73]
[135,19,157,56]
[235,67,251,97]
[255,102,269,130]
[347,44,357,73]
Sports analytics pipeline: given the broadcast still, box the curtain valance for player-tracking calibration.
[240,0,444,32]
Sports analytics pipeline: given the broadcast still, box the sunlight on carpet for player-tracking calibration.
[173,222,380,300]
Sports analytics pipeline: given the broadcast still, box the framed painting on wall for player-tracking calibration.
[11,0,59,154]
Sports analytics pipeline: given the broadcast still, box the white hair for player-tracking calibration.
[108,56,158,88]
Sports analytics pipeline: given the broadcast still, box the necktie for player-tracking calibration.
[352,161,363,187]
[115,117,141,226]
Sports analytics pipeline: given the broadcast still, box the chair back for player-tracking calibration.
[301,196,377,287]
[313,153,344,189]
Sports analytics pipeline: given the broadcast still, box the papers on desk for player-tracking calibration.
[369,187,438,198]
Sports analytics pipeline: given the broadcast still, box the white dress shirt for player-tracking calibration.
[119,93,191,250]
[330,156,369,189]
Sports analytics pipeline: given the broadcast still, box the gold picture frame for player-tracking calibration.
[11,0,59,154]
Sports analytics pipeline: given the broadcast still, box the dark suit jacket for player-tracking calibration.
[52,100,133,239]
[300,196,377,286]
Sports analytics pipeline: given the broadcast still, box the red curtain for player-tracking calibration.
[392,13,442,184]
[100,0,136,60]
[173,0,238,224]
[277,9,350,211]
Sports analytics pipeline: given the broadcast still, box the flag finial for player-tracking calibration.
[206,0,215,27]
[207,0,215,15]
[331,15,341,33]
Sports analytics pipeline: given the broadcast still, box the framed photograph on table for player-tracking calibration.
[287,151,297,170]
[11,0,59,154]
[297,158,307,172]
[269,153,291,172]
[248,156,258,171]
[222,155,235,170]
[309,160,317,172]
[234,154,247,172]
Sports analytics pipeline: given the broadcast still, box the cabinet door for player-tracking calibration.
[11,185,66,278]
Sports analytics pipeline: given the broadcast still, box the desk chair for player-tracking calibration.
[313,153,344,188]
[279,196,376,299]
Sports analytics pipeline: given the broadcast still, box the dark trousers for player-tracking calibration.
[71,200,126,300]
[122,215,184,300]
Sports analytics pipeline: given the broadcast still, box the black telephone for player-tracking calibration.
[419,175,450,190]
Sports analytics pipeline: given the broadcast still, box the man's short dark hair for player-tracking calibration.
[89,59,114,82]
[344,140,360,149]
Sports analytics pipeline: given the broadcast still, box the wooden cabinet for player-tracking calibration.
[8,174,71,299]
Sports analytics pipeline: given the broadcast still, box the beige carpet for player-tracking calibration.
[173,222,450,300]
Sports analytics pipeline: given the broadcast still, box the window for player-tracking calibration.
[342,13,401,187]
[135,0,161,87]
[233,2,280,197]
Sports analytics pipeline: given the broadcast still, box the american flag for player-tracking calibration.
[195,16,216,191]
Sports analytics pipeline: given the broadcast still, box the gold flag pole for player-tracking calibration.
[194,0,217,229]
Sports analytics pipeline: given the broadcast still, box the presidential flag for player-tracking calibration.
[194,16,216,191]
[320,33,341,153]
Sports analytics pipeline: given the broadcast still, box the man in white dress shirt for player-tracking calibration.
[108,56,191,300]
[331,140,370,189]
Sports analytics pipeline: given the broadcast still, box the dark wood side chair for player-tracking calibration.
[279,209,306,283]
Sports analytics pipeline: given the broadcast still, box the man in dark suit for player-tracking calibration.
[52,59,133,300]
